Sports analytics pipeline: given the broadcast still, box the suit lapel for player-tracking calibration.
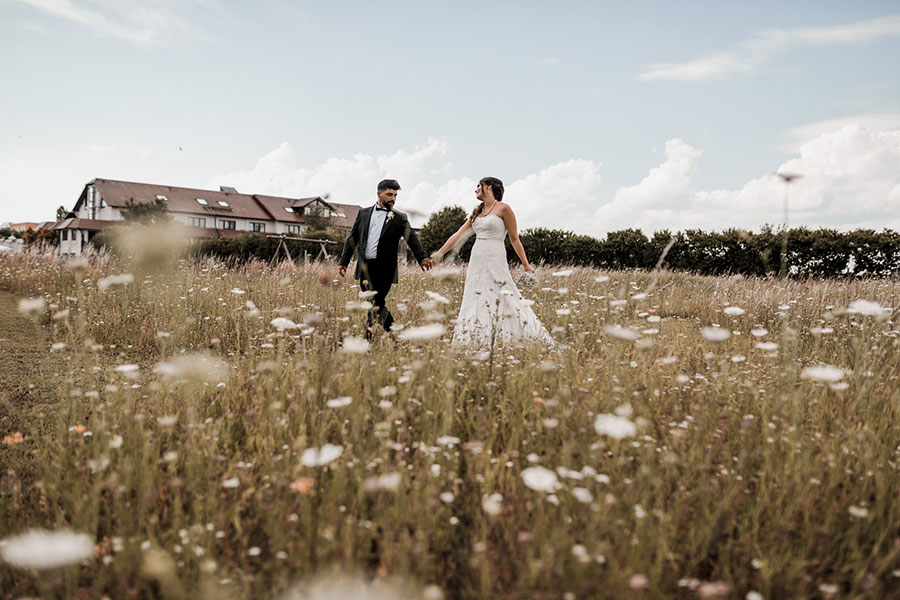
[359,206,374,252]
[378,209,394,244]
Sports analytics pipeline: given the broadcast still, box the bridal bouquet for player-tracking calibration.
[516,271,537,291]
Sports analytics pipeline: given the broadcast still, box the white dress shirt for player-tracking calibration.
[364,205,389,260]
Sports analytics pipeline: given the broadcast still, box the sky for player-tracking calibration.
[1,0,899,236]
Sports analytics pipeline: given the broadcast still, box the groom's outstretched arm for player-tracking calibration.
[402,218,431,269]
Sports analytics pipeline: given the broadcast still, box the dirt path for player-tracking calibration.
[0,290,56,434]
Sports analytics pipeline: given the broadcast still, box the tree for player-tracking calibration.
[303,204,330,232]
[120,197,172,225]
[56,205,68,220]
[418,205,474,261]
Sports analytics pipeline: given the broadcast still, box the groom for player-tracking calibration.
[338,179,433,338]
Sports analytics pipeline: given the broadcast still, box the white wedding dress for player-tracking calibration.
[451,214,554,348]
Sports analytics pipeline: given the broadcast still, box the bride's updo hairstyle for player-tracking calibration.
[469,176,505,222]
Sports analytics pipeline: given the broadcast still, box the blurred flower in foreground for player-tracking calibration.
[482,493,503,516]
[604,325,640,341]
[521,466,561,492]
[290,477,316,494]
[398,323,445,341]
[594,414,637,439]
[301,444,343,467]
[846,299,888,320]
[326,397,353,408]
[425,291,451,305]
[723,306,745,316]
[280,570,438,600]
[701,327,730,342]
[17,297,45,317]
[364,472,403,492]
[552,269,573,277]
[0,529,94,569]
[98,273,134,292]
[3,431,24,446]
[800,365,844,383]
[271,317,300,331]
[154,353,227,384]
[341,337,370,354]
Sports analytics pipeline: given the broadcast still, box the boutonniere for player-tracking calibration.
[386,211,395,223]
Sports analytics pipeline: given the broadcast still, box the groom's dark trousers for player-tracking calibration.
[358,256,394,333]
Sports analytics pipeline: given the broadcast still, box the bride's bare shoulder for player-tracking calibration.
[496,202,514,217]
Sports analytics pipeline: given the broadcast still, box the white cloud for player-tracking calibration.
[780,112,900,152]
[207,124,899,240]
[593,125,900,235]
[638,14,900,82]
[11,0,212,46]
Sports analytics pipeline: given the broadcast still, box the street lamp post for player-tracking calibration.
[776,172,802,278]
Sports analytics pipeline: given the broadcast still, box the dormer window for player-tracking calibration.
[156,195,168,202]
[196,198,208,205]
[284,207,293,213]
[218,200,229,207]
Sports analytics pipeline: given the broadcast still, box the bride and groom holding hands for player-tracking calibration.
[338,178,553,347]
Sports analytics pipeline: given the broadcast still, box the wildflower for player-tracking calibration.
[157,415,177,427]
[482,493,503,516]
[571,544,591,563]
[98,273,134,292]
[750,328,768,337]
[326,397,352,408]
[425,291,451,304]
[628,574,649,590]
[697,581,730,599]
[115,364,139,379]
[604,325,640,341]
[848,504,869,518]
[436,435,460,447]
[345,300,373,312]
[800,365,844,383]
[290,477,316,494]
[52,309,70,320]
[593,414,637,439]
[552,269,573,277]
[556,308,572,316]
[300,444,343,467]
[572,487,593,504]
[222,477,240,489]
[0,529,94,570]
[594,274,609,283]
[3,431,24,446]
[700,327,730,342]
[731,355,746,363]
[755,342,778,351]
[108,435,123,449]
[248,547,261,557]
[69,425,87,434]
[364,472,403,492]
[270,317,299,331]
[724,306,745,316]
[846,299,888,319]
[358,290,378,299]
[154,353,227,384]
[230,288,246,295]
[398,323,446,341]
[341,336,370,354]
[810,327,834,335]
[440,492,455,503]
[521,466,561,492]
[18,297,45,317]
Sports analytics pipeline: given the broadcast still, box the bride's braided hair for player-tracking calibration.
[470,177,504,222]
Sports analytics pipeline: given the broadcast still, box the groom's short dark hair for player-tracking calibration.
[377,179,401,192]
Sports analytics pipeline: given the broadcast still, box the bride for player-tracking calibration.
[433,177,554,348]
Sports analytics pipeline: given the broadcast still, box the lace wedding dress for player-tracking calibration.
[451,214,554,348]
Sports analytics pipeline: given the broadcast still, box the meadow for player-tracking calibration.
[0,247,898,599]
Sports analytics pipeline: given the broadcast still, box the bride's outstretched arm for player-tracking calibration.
[501,208,535,272]
[434,220,473,259]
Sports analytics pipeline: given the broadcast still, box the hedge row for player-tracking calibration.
[514,226,900,278]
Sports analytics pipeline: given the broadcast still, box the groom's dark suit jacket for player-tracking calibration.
[339,206,429,284]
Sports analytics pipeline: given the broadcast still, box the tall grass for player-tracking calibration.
[1,248,898,599]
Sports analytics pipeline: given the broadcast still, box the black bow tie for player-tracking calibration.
[375,206,389,212]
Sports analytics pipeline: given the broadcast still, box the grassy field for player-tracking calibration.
[0,248,898,599]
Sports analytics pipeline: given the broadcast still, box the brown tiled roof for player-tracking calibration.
[55,218,118,231]
[253,195,360,229]
[72,179,362,228]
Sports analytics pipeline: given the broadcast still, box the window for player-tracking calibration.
[217,200,229,207]
[190,217,206,228]
[284,207,293,213]
[251,222,266,233]
[196,198,208,206]
[219,220,236,230]
[156,195,168,202]
[286,224,301,234]
[62,230,68,241]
